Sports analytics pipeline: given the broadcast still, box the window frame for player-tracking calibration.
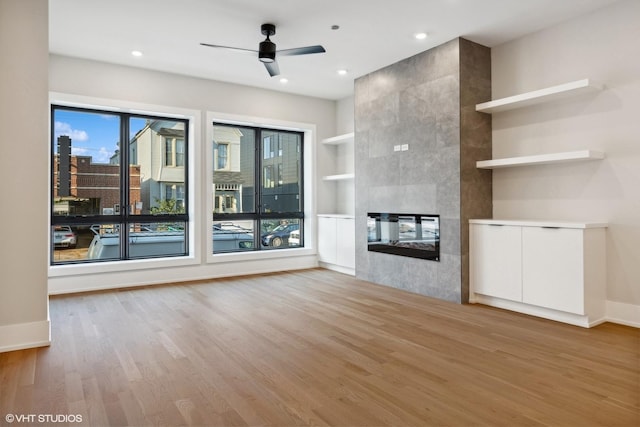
[209,119,310,256]
[50,104,190,265]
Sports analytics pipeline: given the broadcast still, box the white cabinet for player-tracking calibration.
[318,215,355,275]
[522,227,585,314]
[318,216,338,265]
[336,217,355,269]
[469,219,607,327]
[470,224,522,302]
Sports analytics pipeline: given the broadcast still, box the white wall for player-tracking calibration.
[491,0,640,313]
[336,96,355,135]
[0,0,50,352]
[334,96,355,215]
[48,55,337,294]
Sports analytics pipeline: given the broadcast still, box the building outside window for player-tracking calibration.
[212,123,303,253]
[51,106,189,264]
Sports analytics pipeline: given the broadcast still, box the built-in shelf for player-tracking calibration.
[322,132,354,145]
[477,150,605,169]
[322,173,354,181]
[476,79,602,113]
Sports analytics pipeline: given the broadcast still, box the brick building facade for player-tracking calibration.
[53,155,141,215]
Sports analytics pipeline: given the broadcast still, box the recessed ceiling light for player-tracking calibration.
[131,50,143,57]
[414,32,428,40]
[279,78,288,84]
[337,69,348,76]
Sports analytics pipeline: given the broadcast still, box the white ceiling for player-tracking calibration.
[49,0,619,100]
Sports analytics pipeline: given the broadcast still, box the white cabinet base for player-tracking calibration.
[470,294,606,328]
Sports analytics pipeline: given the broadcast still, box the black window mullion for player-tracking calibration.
[120,114,130,259]
[254,129,262,249]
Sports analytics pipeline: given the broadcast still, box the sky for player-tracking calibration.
[53,109,146,163]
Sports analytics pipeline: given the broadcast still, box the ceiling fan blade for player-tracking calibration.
[200,43,257,55]
[264,61,280,77]
[277,45,326,57]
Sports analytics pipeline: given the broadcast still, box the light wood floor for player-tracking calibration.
[1,269,638,426]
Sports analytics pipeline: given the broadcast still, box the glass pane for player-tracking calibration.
[213,220,254,253]
[213,125,255,214]
[86,224,121,261]
[260,131,302,213]
[51,224,90,264]
[52,109,121,217]
[130,118,186,215]
[260,218,300,249]
[128,222,187,259]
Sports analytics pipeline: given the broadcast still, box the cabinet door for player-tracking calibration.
[336,218,355,268]
[470,224,522,301]
[318,216,337,264]
[522,227,584,314]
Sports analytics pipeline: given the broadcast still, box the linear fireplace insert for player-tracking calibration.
[367,213,440,261]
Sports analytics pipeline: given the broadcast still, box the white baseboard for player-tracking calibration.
[606,300,640,328]
[0,320,51,353]
[319,261,355,276]
[471,294,598,327]
[471,294,639,328]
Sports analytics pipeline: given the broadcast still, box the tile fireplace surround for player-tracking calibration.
[354,37,492,303]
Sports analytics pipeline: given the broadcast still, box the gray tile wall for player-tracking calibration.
[354,38,491,303]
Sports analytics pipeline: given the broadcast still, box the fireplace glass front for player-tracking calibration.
[367,213,440,261]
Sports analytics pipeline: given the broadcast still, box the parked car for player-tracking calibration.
[53,225,77,249]
[261,223,299,248]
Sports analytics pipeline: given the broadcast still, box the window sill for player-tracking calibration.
[48,254,200,278]
[208,247,315,264]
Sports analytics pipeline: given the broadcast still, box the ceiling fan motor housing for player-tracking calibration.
[259,24,277,63]
[259,39,276,62]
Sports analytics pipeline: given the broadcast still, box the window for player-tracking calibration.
[263,136,272,159]
[264,165,274,189]
[165,137,185,167]
[51,106,189,264]
[212,123,303,253]
[216,143,228,170]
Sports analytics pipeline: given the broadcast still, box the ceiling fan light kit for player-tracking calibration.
[201,23,326,77]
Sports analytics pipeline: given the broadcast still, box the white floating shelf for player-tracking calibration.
[476,79,603,113]
[322,132,354,145]
[322,173,355,181]
[477,150,605,169]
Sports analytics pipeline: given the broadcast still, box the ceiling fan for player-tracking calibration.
[200,23,326,77]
